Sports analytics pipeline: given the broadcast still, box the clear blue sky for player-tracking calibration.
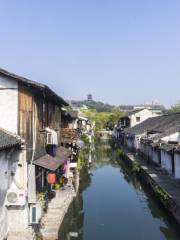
[0,0,179,107]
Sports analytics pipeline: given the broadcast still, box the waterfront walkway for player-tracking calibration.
[59,143,180,240]
[123,149,180,224]
[126,151,180,204]
[41,186,76,240]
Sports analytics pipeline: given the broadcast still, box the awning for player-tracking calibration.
[33,146,71,171]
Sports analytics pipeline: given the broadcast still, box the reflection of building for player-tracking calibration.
[59,163,92,240]
[59,193,84,240]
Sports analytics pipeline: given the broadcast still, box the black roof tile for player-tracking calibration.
[124,113,180,138]
[0,128,22,150]
[0,68,68,106]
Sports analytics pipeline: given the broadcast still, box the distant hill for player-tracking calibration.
[70,100,115,112]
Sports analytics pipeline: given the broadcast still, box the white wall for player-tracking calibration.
[0,151,8,240]
[162,132,180,143]
[152,149,159,165]
[140,142,146,155]
[6,148,28,234]
[127,138,133,150]
[146,145,153,160]
[0,147,29,239]
[143,144,148,156]
[133,135,141,150]
[0,148,20,240]
[130,109,159,127]
[174,153,180,179]
[0,76,18,133]
[0,206,8,240]
[161,150,172,174]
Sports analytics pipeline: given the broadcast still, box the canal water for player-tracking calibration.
[59,142,180,240]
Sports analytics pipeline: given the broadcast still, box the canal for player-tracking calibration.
[59,142,180,240]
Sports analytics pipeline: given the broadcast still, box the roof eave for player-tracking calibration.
[0,68,69,107]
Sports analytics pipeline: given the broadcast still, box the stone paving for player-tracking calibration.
[126,151,180,208]
[7,228,35,240]
[40,186,76,240]
[124,150,180,216]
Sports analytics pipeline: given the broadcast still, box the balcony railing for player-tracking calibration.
[61,128,79,143]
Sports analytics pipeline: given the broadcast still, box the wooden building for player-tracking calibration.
[0,68,68,237]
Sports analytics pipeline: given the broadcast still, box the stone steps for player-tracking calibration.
[7,231,35,240]
[40,188,76,240]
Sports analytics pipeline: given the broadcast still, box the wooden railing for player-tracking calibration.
[61,128,79,143]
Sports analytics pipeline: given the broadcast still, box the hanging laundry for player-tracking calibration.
[63,159,70,179]
[46,144,57,157]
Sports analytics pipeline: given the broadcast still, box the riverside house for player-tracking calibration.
[118,108,160,129]
[0,129,23,239]
[0,68,69,239]
[119,113,180,179]
[114,108,161,140]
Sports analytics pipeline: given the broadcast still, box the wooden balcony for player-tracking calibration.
[61,128,79,144]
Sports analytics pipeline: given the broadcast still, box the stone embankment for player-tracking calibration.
[40,186,76,240]
[121,149,180,226]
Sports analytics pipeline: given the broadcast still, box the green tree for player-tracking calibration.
[83,100,114,112]
[105,107,124,130]
[170,101,180,113]
[82,107,123,132]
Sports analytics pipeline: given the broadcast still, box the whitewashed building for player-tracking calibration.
[121,113,180,179]
[174,148,180,179]
[118,108,160,129]
[0,129,23,240]
[0,68,68,239]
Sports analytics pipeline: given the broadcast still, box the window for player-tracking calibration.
[136,117,140,122]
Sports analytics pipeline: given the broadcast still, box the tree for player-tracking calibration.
[105,107,124,130]
[83,100,114,112]
[82,107,124,132]
[170,101,180,113]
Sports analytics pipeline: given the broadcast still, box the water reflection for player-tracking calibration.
[59,160,90,240]
[59,142,180,240]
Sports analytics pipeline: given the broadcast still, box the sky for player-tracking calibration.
[0,0,179,107]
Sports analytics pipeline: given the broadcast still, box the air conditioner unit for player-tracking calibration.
[5,189,26,206]
[29,204,41,224]
[47,133,53,145]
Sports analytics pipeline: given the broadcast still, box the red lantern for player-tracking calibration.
[47,172,56,184]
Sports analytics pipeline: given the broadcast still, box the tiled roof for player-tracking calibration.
[119,104,165,112]
[0,68,68,106]
[122,109,145,118]
[33,146,71,171]
[127,109,145,116]
[0,128,22,150]
[160,143,176,152]
[124,113,180,138]
[62,109,78,119]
